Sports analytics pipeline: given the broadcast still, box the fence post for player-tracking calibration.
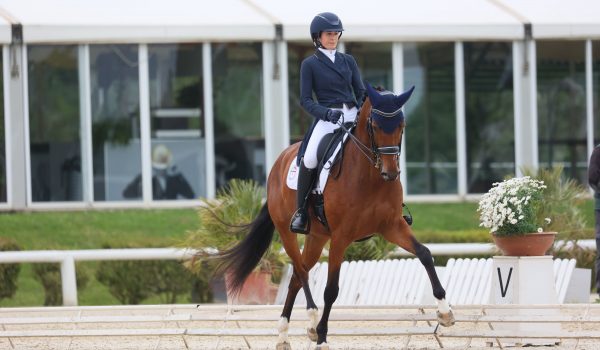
[60,255,78,306]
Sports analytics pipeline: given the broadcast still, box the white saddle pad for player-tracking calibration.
[286,133,349,193]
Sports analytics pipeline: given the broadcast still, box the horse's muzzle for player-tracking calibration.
[381,171,399,181]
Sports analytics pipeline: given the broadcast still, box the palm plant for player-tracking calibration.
[522,166,588,240]
[184,179,287,280]
[343,235,397,261]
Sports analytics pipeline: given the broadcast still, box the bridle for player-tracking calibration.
[337,108,403,171]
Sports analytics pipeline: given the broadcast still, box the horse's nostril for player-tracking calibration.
[381,172,398,181]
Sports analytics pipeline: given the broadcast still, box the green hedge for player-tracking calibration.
[32,263,90,306]
[0,237,21,302]
[95,244,200,304]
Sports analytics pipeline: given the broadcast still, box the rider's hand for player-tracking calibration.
[326,109,343,124]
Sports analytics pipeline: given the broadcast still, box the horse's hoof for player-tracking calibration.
[276,341,292,350]
[437,310,455,327]
[307,327,318,342]
[315,342,329,350]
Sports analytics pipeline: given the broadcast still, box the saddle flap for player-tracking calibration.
[286,122,355,193]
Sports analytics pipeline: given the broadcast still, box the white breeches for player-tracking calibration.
[303,105,358,169]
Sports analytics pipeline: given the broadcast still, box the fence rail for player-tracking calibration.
[0,240,595,306]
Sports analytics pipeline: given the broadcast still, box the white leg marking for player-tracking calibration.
[307,308,319,328]
[436,298,451,313]
[317,341,329,349]
[278,316,289,344]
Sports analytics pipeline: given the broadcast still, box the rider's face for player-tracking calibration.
[320,31,340,50]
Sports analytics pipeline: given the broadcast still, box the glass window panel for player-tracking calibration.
[345,43,392,89]
[594,41,600,146]
[288,43,314,144]
[28,45,81,202]
[537,41,586,184]
[148,44,205,200]
[464,42,515,193]
[404,43,457,194]
[212,43,264,189]
[90,44,140,201]
[0,52,5,202]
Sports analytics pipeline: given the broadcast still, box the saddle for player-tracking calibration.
[286,122,413,232]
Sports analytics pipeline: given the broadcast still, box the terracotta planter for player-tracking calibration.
[492,232,557,256]
[226,270,278,305]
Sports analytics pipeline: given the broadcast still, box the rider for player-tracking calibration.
[290,12,365,234]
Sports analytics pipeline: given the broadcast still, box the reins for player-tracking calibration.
[335,117,378,168]
[336,111,403,171]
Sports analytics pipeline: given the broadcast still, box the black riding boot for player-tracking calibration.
[290,163,316,234]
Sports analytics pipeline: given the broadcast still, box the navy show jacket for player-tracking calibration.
[297,49,365,163]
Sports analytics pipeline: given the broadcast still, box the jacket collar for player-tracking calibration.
[314,50,350,84]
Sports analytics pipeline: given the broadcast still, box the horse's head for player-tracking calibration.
[361,83,415,181]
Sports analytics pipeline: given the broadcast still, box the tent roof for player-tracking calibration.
[0,0,598,44]
[252,0,525,41]
[0,0,275,43]
[499,0,600,39]
[0,7,13,44]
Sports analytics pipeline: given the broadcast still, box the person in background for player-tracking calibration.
[123,144,195,200]
[588,144,600,294]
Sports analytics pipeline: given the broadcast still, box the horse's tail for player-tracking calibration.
[214,201,274,296]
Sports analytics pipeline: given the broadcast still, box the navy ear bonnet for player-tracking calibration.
[365,83,415,134]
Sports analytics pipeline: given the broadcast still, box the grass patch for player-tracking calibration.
[0,209,197,250]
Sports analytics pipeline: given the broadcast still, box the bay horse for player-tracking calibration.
[213,83,455,349]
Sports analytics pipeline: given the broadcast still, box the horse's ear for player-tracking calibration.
[365,82,382,106]
[396,85,415,107]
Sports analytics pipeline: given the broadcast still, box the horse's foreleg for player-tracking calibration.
[411,237,455,326]
[315,240,347,349]
[382,228,455,327]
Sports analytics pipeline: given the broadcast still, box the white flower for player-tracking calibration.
[544,218,551,224]
[477,176,546,235]
[537,227,543,233]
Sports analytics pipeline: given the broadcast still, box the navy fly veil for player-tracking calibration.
[365,83,415,134]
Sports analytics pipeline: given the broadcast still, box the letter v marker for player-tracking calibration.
[497,267,513,297]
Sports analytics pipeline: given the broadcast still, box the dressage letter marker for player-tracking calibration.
[491,256,561,346]
[497,267,513,298]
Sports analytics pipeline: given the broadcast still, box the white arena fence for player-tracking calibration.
[275,257,591,306]
[0,240,595,306]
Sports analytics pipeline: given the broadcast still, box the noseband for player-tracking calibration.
[366,115,403,170]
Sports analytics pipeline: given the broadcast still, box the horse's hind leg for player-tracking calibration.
[277,233,328,348]
[300,234,329,341]
[382,226,455,327]
[277,273,301,350]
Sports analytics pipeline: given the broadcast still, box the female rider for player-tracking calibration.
[290,12,365,234]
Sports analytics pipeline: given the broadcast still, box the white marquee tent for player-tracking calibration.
[0,0,597,44]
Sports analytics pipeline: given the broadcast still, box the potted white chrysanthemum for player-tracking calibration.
[477,176,556,256]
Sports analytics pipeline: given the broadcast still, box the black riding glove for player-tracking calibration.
[326,109,343,124]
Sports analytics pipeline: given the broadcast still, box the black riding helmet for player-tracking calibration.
[310,12,344,48]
